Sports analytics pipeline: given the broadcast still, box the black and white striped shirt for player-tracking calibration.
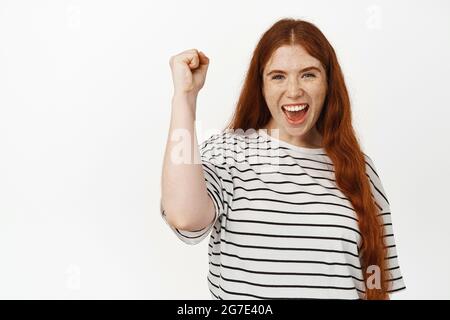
[161,129,406,299]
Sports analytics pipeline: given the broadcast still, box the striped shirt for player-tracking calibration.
[161,129,406,299]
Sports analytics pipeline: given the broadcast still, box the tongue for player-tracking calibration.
[285,109,307,121]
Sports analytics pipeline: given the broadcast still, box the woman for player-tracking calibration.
[161,18,406,300]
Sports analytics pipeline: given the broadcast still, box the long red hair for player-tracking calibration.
[225,18,389,299]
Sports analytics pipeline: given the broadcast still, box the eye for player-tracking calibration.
[271,74,284,80]
[302,73,316,79]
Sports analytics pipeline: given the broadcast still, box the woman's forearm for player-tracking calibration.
[161,94,215,231]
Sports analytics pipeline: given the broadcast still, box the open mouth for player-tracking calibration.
[281,104,309,125]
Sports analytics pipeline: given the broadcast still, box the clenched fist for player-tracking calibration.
[169,49,210,97]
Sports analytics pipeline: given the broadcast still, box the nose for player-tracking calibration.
[286,77,304,98]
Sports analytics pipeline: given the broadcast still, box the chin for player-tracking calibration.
[284,124,309,136]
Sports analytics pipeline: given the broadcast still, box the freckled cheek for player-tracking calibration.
[310,86,327,106]
[265,88,284,109]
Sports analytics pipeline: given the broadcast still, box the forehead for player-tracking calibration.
[265,44,323,71]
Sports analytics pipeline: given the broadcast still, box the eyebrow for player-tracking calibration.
[266,66,322,76]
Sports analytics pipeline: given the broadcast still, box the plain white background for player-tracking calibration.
[1,0,449,299]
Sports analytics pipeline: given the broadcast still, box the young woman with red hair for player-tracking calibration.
[161,18,405,300]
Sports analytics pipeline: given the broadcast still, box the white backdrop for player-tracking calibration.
[1,0,449,299]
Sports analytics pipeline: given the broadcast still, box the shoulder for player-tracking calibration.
[363,152,386,189]
[362,152,391,204]
[363,153,380,180]
[199,129,263,167]
[200,129,259,152]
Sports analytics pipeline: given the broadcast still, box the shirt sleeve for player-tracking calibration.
[364,154,406,294]
[160,133,232,245]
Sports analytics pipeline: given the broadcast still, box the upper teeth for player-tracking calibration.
[283,104,308,112]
